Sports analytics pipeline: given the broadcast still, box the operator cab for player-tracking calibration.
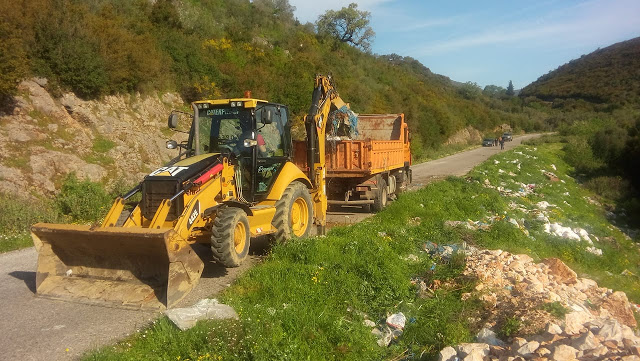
[187,100,292,203]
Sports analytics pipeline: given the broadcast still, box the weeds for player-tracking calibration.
[55,173,114,223]
[499,317,521,338]
[539,302,569,319]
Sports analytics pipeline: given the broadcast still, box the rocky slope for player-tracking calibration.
[0,78,187,198]
[438,247,640,361]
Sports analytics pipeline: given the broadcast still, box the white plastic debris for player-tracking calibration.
[551,164,557,170]
[546,223,581,242]
[165,299,239,331]
[386,312,406,330]
[536,201,553,210]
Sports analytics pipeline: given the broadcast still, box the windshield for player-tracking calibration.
[193,106,254,155]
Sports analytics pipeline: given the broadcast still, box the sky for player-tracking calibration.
[287,0,640,89]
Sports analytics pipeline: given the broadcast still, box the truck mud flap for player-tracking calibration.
[31,223,204,310]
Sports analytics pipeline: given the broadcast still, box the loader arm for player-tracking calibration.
[304,75,350,229]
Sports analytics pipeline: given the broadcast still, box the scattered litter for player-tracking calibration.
[494,160,500,164]
[536,201,553,210]
[363,319,377,327]
[621,269,636,277]
[165,299,238,331]
[551,164,556,170]
[386,312,406,330]
[543,170,560,181]
[371,326,402,347]
[403,254,420,262]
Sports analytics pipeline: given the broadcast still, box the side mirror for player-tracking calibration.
[261,110,272,124]
[166,140,178,149]
[168,114,179,128]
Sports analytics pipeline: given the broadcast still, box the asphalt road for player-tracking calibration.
[0,134,540,361]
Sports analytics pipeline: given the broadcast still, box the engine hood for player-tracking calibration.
[146,153,222,183]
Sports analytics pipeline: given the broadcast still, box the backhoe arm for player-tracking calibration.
[304,75,351,229]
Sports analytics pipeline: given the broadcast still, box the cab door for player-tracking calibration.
[253,104,291,199]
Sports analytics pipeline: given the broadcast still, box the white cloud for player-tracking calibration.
[413,0,640,55]
[288,0,394,23]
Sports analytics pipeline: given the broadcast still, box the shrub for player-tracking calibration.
[55,174,113,223]
[563,136,603,173]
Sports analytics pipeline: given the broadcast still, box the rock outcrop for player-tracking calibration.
[0,79,186,198]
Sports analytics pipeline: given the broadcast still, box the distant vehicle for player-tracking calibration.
[483,138,495,147]
[502,132,513,141]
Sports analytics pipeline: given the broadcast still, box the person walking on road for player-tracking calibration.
[499,137,505,150]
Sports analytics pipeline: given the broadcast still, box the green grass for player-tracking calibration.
[0,193,59,252]
[0,233,35,253]
[76,142,640,359]
[92,135,116,153]
[539,301,569,319]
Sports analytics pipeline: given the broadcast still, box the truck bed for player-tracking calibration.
[293,114,410,177]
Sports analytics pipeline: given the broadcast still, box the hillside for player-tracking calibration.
[520,37,640,108]
[0,0,545,160]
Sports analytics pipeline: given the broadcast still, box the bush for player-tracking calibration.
[563,136,603,173]
[55,174,113,223]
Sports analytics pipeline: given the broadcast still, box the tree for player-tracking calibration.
[506,80,515,96]
[253,0,296,22]
[483,85,506,98]
[316,3,375,52]
[0,23,28,101]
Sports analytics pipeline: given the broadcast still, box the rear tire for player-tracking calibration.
[211,207,250,267]
[272,181,313,241]
[371,177,388,212]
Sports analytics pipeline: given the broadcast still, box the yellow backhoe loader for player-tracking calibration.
[31,75,350,309]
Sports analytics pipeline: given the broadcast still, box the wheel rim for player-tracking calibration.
[234,221,247,254]
[291,197,309,237]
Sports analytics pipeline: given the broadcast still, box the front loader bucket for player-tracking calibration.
[31,223,204,310]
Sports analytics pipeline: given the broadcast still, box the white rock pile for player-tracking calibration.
[439,248,640,361]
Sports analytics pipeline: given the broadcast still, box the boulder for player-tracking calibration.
[438,346,458,361]
[456,343,490,359]
[571,331,600,351]
[477,327,506,346]
[563,311,592,335]
[596,319,624,344]
[517,340,540,357]
[601,291,637,328]
[550,344,578,361]
[543,258,577,285]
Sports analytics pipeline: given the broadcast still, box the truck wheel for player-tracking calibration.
[272,181,313,241]
[371,177,388,212]
[211,206,250,267]
[394,172,405,195]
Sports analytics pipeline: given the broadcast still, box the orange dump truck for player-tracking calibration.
[294,113,412,211]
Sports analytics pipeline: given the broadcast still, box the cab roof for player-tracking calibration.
[193,98,269,108]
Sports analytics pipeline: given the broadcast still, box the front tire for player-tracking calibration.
[211,207,250,267]
[272,181,313,241]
